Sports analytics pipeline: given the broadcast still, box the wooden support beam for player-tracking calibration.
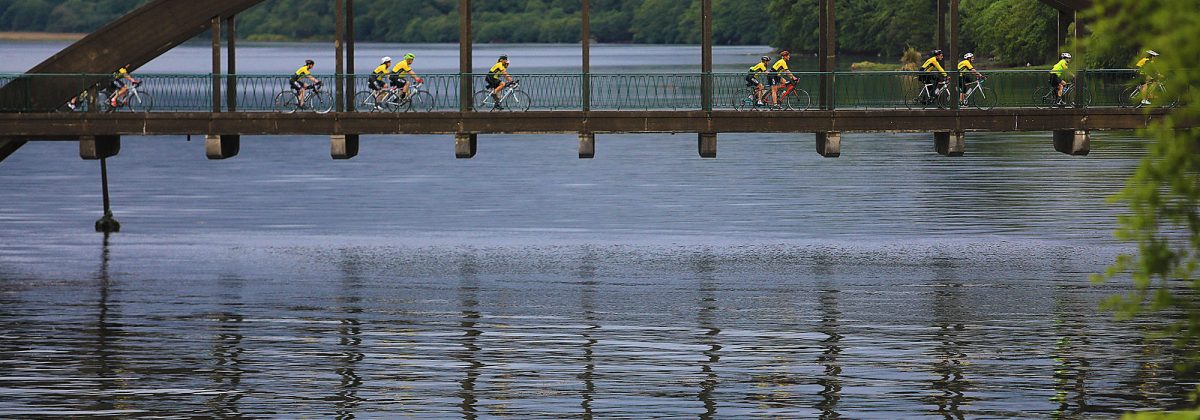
[818,0,836,109]
[949,0,959,109]
[226,15,236,112]
[0,139,25,164]
[211,17,221,113]
[347,0,355,110]
[335,0,345,113]
[700,0,712,112]
[937,0,946,52]
[460,0,472,112]
[581,0,590,112]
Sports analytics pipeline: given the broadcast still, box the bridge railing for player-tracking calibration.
[0,69,1157,112]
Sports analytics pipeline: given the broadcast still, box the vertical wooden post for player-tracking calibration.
[949,0,958,109]
[460,0,472,112]
[936,0,946,52]
[347,0,355,110]
[818,0,836,110]
[1057,10,1072,57]
[581,0,590,112]
[226,15,236,112]
[700,0,712,111]
[335,0,345,112]
[211,17,221,113]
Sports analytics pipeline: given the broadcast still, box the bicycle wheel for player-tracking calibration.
[274,91,299,113]
[96,91,115,113]
[353,91,378,112]
[501,90,531,112]
[969,87,996,110]
[474,90,493,111]
[934,87,952,109]
[904,91,922,110]
[310,91,334,113]
[1067,86,1091,109]
[1033,87,1053,109]
[784,88,811,111]
[405,91,434,112]
[127,92,152,112]
[378,91,403,112]
[733,93,749,111]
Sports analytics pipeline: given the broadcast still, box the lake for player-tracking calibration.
[0,42,1186,417]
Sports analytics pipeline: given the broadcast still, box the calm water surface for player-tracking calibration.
[0,42,1188,418]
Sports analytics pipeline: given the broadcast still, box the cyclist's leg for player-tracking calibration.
[395,78,409,99]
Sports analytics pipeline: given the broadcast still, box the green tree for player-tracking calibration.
[1088,0,1200,416]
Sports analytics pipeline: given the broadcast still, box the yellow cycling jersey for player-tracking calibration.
[1137,57,1150,68]
[749,62,767,74]
[957,60,974,72]
[372,63,390,79]
[1050,59,1069,77]
[922,57,946,76]
[392,60,413,76]
[489,62,507,75]
[771,58,789,72]
[113,67,129,80]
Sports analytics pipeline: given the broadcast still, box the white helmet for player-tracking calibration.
[1061,52,1072,59]
[1147,50,1159,57]
[381,56,392,63]
[963,52,974,60]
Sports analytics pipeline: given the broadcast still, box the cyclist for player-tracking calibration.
[1049,52,1071,105]
[920,50,947,102]
[109,63,138,108]
[957,52,983,105]
[291,59,321,108]
[486,55,513,110]
[390,53,424,100]
[371,56,392,106]
[1135,50,1160,106]
[769,50,798,107]
[745,55,770,106]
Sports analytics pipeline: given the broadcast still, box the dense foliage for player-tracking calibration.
[0,0,1116,66]
[1086,0,1200,415]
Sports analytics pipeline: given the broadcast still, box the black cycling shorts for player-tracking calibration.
[745,74,761,87]
[958,75,974,90]
[766,74,781,87]
[1049,74,1063,87]
[485,76,502,89]
[290,80,305,91]
[369,78,386,90]
[919,73,938,85]
[111,79,126,90]
[390,78,408,89]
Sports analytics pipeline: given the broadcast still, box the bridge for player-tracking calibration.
[0,0,1176,231]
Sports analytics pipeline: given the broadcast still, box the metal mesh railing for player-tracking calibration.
[0,70,1175,113]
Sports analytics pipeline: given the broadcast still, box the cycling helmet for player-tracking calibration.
[404,53,415,60]
[963,52,974,59]
[761,55,770,62]
[780,50,790,56]
[381,56,392,63]
[305,59,314,66]
[499,54,508,61]
[1147,50,1159,57]
[1061,52,1072,59]
[931,49,943,56]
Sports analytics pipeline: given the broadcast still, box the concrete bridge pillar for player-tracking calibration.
[80,135,120,160]
[698,133,717,158]
[331,134,359,159]
[1053,129,1090,156]
[934,131,965,156]
[205,134,240,159]
[456,133,477,158]
[579,133,595,159]
[816,132,841,158]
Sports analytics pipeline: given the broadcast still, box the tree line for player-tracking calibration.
[0,0,1138,67]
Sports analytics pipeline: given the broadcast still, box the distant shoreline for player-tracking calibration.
[0,31,85,41]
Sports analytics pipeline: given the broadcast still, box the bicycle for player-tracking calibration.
[734,78,810,111]
[906,76,951,110]
[474,79,530,112]
[355,81,435,112]
[1035,81,1091,109]
[959,77,995,110]
[274,81,332,113]
[1119,79,1176,109]
[99,80,153,112]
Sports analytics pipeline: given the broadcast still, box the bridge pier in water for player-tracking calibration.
[698,133,717,158]
[579,133,595,159]
[816,132,841,158]
[1054,129,1090,156]
[331,134,359,159]
[935,131,966,156]
[205,135,240,159]
[79,135,121,233]
[456,133,478,159]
